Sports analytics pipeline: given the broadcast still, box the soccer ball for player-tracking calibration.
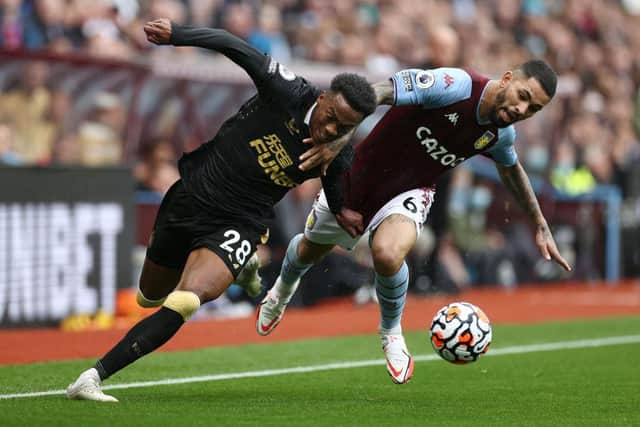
[429,302,492,364]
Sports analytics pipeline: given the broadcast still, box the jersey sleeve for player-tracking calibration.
[170,23,315,109]
[484,125,518,167]
[170,24,271,86]
[256,58,318,112]
[391,67,472,108]
[320,144,354,214]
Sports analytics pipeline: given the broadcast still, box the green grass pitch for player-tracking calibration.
[1,316,639,426]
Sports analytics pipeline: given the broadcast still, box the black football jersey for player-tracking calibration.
[171,25,351,229]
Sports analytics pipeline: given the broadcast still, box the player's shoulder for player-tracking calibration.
[265,57,315,90]
[497,124,517,144]
[430,67,472,91]
[417,67,472,106]
[266,57,297,82]
[393,67,476,107]
[261,57,319,104]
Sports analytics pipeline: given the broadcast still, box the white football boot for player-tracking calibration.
[381,333,414,384]
[255,277,298,336]
[66,368,118,402]
[235,253,262,298]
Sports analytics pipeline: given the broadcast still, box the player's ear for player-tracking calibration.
[500,70,513,88]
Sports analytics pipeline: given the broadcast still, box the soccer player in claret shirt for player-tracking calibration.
[65,19,376,402]
[254,60,572,384]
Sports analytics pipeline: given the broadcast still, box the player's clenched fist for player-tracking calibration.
[144,19,172,44]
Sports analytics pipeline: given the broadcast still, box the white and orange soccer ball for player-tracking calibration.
[429,302,492,364]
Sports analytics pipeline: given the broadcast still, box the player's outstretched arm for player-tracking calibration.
[496,160,572,272]
[144,18,268,84]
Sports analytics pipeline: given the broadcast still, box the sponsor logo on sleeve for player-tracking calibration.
[416,70,435,89]
[268,58,277,74]
[400,71,413,92]
[474,130,495,150]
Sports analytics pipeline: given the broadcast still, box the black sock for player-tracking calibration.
[95,307,185,380]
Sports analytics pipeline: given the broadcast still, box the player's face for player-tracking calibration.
[309,92,364,144]
[490,72,551,128]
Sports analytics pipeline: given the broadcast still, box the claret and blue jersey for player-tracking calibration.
[344,67,518,224]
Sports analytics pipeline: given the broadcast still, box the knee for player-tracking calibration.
[371,244,405,276]
[163,290,201,321]
[136,289,166,308]
[298,236,331,264]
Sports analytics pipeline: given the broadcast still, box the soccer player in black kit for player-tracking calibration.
[66,18,376,402]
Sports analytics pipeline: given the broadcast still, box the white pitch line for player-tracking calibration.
[2,335,639,400]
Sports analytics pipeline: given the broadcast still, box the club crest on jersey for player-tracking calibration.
[416,70,435,89]
[474,131,495,150]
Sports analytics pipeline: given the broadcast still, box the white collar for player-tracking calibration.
[304,102,317,126]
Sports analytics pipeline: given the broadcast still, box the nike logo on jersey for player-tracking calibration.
[445,112,459,126]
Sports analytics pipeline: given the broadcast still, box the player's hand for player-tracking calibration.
[535,224,572,272]
[299,138,339,175]
[144,19,172,45]
[335,208,364,238]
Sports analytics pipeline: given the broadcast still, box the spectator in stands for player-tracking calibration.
[0,60,53,164]
[248,3,291,62]
[30,0,72,49]
[74,91,126,166]
[134,139,179,195]
[0,0,39,49]
[221,2,254,40]
[0,119,22,165]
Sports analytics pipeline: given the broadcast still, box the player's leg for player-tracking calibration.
[135,180,191,308]
[367,188,434,384]
[370,214,416,384]
[67,180,242,402]
[256,234,334,335]
[96,234,248,380]
[234,252,262,297]
[234,228,270,298]
[276,234,334,301]
[136,257,182,307]
[371,213,416,330]
[68,248,233,402]
[257,189,360,335]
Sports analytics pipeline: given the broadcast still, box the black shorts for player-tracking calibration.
[146,180,268,278]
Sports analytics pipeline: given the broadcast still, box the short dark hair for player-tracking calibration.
[329,73,377,117]
[515,60,557,98]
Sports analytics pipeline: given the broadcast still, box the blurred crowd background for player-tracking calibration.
[1,0,639,315]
